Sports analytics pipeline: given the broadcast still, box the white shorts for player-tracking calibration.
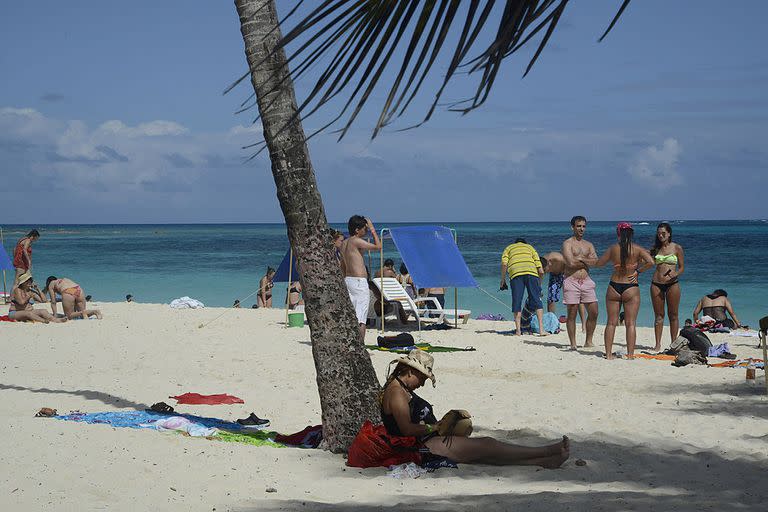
[345,277,370,324]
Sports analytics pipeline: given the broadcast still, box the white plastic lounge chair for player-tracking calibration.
[373,277,452,330]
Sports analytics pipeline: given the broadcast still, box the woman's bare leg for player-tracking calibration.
[666,283,681,343]
[34,309,67,323]
[650,283,665,352]
[12,310,49,323]
[623,289,641,357]
[604,288,621,359]
[425,435,569,467]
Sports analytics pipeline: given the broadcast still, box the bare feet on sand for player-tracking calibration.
[535,436,570,468]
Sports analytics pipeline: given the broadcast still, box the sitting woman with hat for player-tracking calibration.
[8,272,67,323]
[381,349,569,467]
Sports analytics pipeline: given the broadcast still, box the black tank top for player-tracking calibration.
[381,378,437,436]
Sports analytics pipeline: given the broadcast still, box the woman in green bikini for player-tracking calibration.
[649,223,685,352]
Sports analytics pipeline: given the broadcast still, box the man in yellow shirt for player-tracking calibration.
[500,238,546,336]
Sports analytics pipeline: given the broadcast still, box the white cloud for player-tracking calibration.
[228,124,263,136]
[98,119,189,137]
[628,138,683,189]
[0,106,270,195]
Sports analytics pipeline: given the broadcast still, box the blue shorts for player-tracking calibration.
[548,273,565,303]
[510,274,542,313]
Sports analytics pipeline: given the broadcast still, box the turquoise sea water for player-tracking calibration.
[2,221,766,328]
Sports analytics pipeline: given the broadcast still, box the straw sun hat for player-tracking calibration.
[18,272,33,285]
[387,349,436,387]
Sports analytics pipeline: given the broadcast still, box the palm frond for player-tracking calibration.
[229,0,632,140]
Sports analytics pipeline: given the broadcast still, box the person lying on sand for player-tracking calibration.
[8,272,67,323]
[381,349,569,467]
[44,276,103,320]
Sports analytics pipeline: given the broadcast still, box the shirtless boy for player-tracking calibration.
[561,216,599,349]
[341,215,381,341]
[542,252,587,327]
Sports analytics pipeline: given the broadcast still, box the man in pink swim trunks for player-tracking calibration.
[561,216,599,350]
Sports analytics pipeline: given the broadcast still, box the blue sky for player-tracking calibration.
[1,1,766,223]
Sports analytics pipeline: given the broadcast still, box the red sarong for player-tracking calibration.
[169,393,244,405]
[347,421,422,468]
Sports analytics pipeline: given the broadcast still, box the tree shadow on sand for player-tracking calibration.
[0,383,151,410]
[239,432,767,512]
[647,380,768,419]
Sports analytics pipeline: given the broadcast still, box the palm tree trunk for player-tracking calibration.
[234,0,381,452]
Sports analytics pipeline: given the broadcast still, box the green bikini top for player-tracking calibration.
[654,253,678,265]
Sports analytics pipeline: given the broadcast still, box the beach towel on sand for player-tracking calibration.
[54,411,285,448]
[170,393,244,405]
[0,315,17,322]
[366,343,475,354]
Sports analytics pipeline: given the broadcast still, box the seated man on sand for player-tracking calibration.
[381,349,569,467]
[8,272,67,323]
[45,276,102,319]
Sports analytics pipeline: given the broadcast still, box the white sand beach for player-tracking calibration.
[1,302,766,511]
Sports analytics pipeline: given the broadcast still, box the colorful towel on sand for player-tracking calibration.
[709,359,764,369]
[216,430,284,448]
[169,393,244,405]
[54,410,285,447]
[366,343,476,354]
[634,354,677,361]
[0,315,17,322]
[55,410,248,430]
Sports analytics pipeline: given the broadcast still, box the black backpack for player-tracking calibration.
[679,327,712,357]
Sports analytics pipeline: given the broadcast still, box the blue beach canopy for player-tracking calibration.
[389,226,477,289]
[0,242,13,271]
[273,248,300,283]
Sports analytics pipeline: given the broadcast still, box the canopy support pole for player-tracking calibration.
[380,237,384,333]
[0,227,6,303]
[762,329,768,396]
[453,230,458,328]
[285,247,293,327]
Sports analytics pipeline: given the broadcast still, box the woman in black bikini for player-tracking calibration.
[594,223,654,359]
[693,289,740,329]
[287,280,303,309]
[381,349,570,467]
[258,267,276,308]
[649,223,685,351]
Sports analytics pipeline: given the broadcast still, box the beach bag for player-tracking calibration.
[679,327,712,357]
[672,346,707,367]
[377,333,415,349]
[347,421,421,468]
[666,335,689,355]
[532,313,561,334]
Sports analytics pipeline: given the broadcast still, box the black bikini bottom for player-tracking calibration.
[609,281,639,295]
[651,279,679,295]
